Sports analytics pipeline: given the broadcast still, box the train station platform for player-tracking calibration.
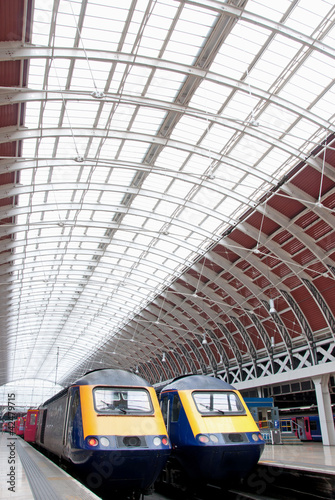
[260,441,335,475]
[0,433,100,499]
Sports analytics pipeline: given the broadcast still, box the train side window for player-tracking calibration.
[310,420,317,431]
[171,394,181,422]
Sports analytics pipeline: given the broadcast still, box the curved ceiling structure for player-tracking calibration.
[0,0,335,400]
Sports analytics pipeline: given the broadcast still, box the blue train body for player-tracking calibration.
[34,369,171,498]
[157,375,264,490]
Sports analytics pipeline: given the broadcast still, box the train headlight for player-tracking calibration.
[251,433,259,441]
[100,437,110,447]
[209,434,219,443]
[88,437,99,447]
[198,434,210,444]
[153,437,162,446]
[161,436,169,446]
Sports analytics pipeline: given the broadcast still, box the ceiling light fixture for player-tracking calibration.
[91,90,105,99]
[269,299,276,314]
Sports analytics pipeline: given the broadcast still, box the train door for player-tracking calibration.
[303,417,312,440]
[296,417,307,440]
[160,394,170,434]
[63,388,80,451]
[160,392,182,444]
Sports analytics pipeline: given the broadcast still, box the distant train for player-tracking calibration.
[157,375,264,493]
[14,416,26,436]
[291,414,335,441]
[33,368,170,499]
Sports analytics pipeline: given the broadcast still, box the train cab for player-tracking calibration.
[159,375,264,490]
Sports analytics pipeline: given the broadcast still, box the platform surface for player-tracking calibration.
[0,432,101,499]
[260,441,335,475]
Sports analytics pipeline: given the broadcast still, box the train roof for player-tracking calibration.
[74,368,150,387]
[161,375,235,392]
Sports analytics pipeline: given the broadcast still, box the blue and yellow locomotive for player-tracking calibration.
[35,368,171,498]
[158,375,264,491]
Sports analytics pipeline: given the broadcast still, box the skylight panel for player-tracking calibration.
[286,71,326,101]
[191,186,224,211]
[71,59,111,86]
[88,166,109,183]
[200,123,239,152]
[91,209,116,224]
[107,168,135,186]
[304,51,335,85]
[247,58,287,91]
[216,196,244,218]
[284,4,325,35]
[221,92,259,123]
[142,172,171,192]
[246,0,292,21]
[97,139,125,158]
[142,217,166,232]
[278,80,319,108]
[170,115,207,144]
[190,81,232,114]
[230,135,270,165]
[131,195,158,212]
[118,141,150,161]
[122,213,148,228]
[215,164,246,186]
[199,215,223,234]
[53,30,78,48]
[182,154,211,177]
[163,43,199,66]
[155,147,190,171]
[256,147,292,177]
[27,64,49,89]
[134,233,157,247]
[146,68,185,99]
[31,16,51,45]
[31,138,56,158]
[32,166,50,184]
[312,87,335,121]
[130,108,166,134]
[62,101,100,128]
[154,200,178,218]
[97,106,134,131]
[258,103,299,134]
[284,120,321,151]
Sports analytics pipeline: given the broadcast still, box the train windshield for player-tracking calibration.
[93,387,153,414]
[192,391,246,415]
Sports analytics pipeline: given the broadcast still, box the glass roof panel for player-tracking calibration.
[2,0,335,397]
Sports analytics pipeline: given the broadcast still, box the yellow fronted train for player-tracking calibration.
[35,368,171,499]
[157,374,264,492]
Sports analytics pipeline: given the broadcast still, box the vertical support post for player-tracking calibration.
[312,375,335,446]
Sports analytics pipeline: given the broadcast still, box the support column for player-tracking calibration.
[312,375,335,446]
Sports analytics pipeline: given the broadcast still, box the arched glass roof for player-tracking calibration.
[1,0,335,402]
